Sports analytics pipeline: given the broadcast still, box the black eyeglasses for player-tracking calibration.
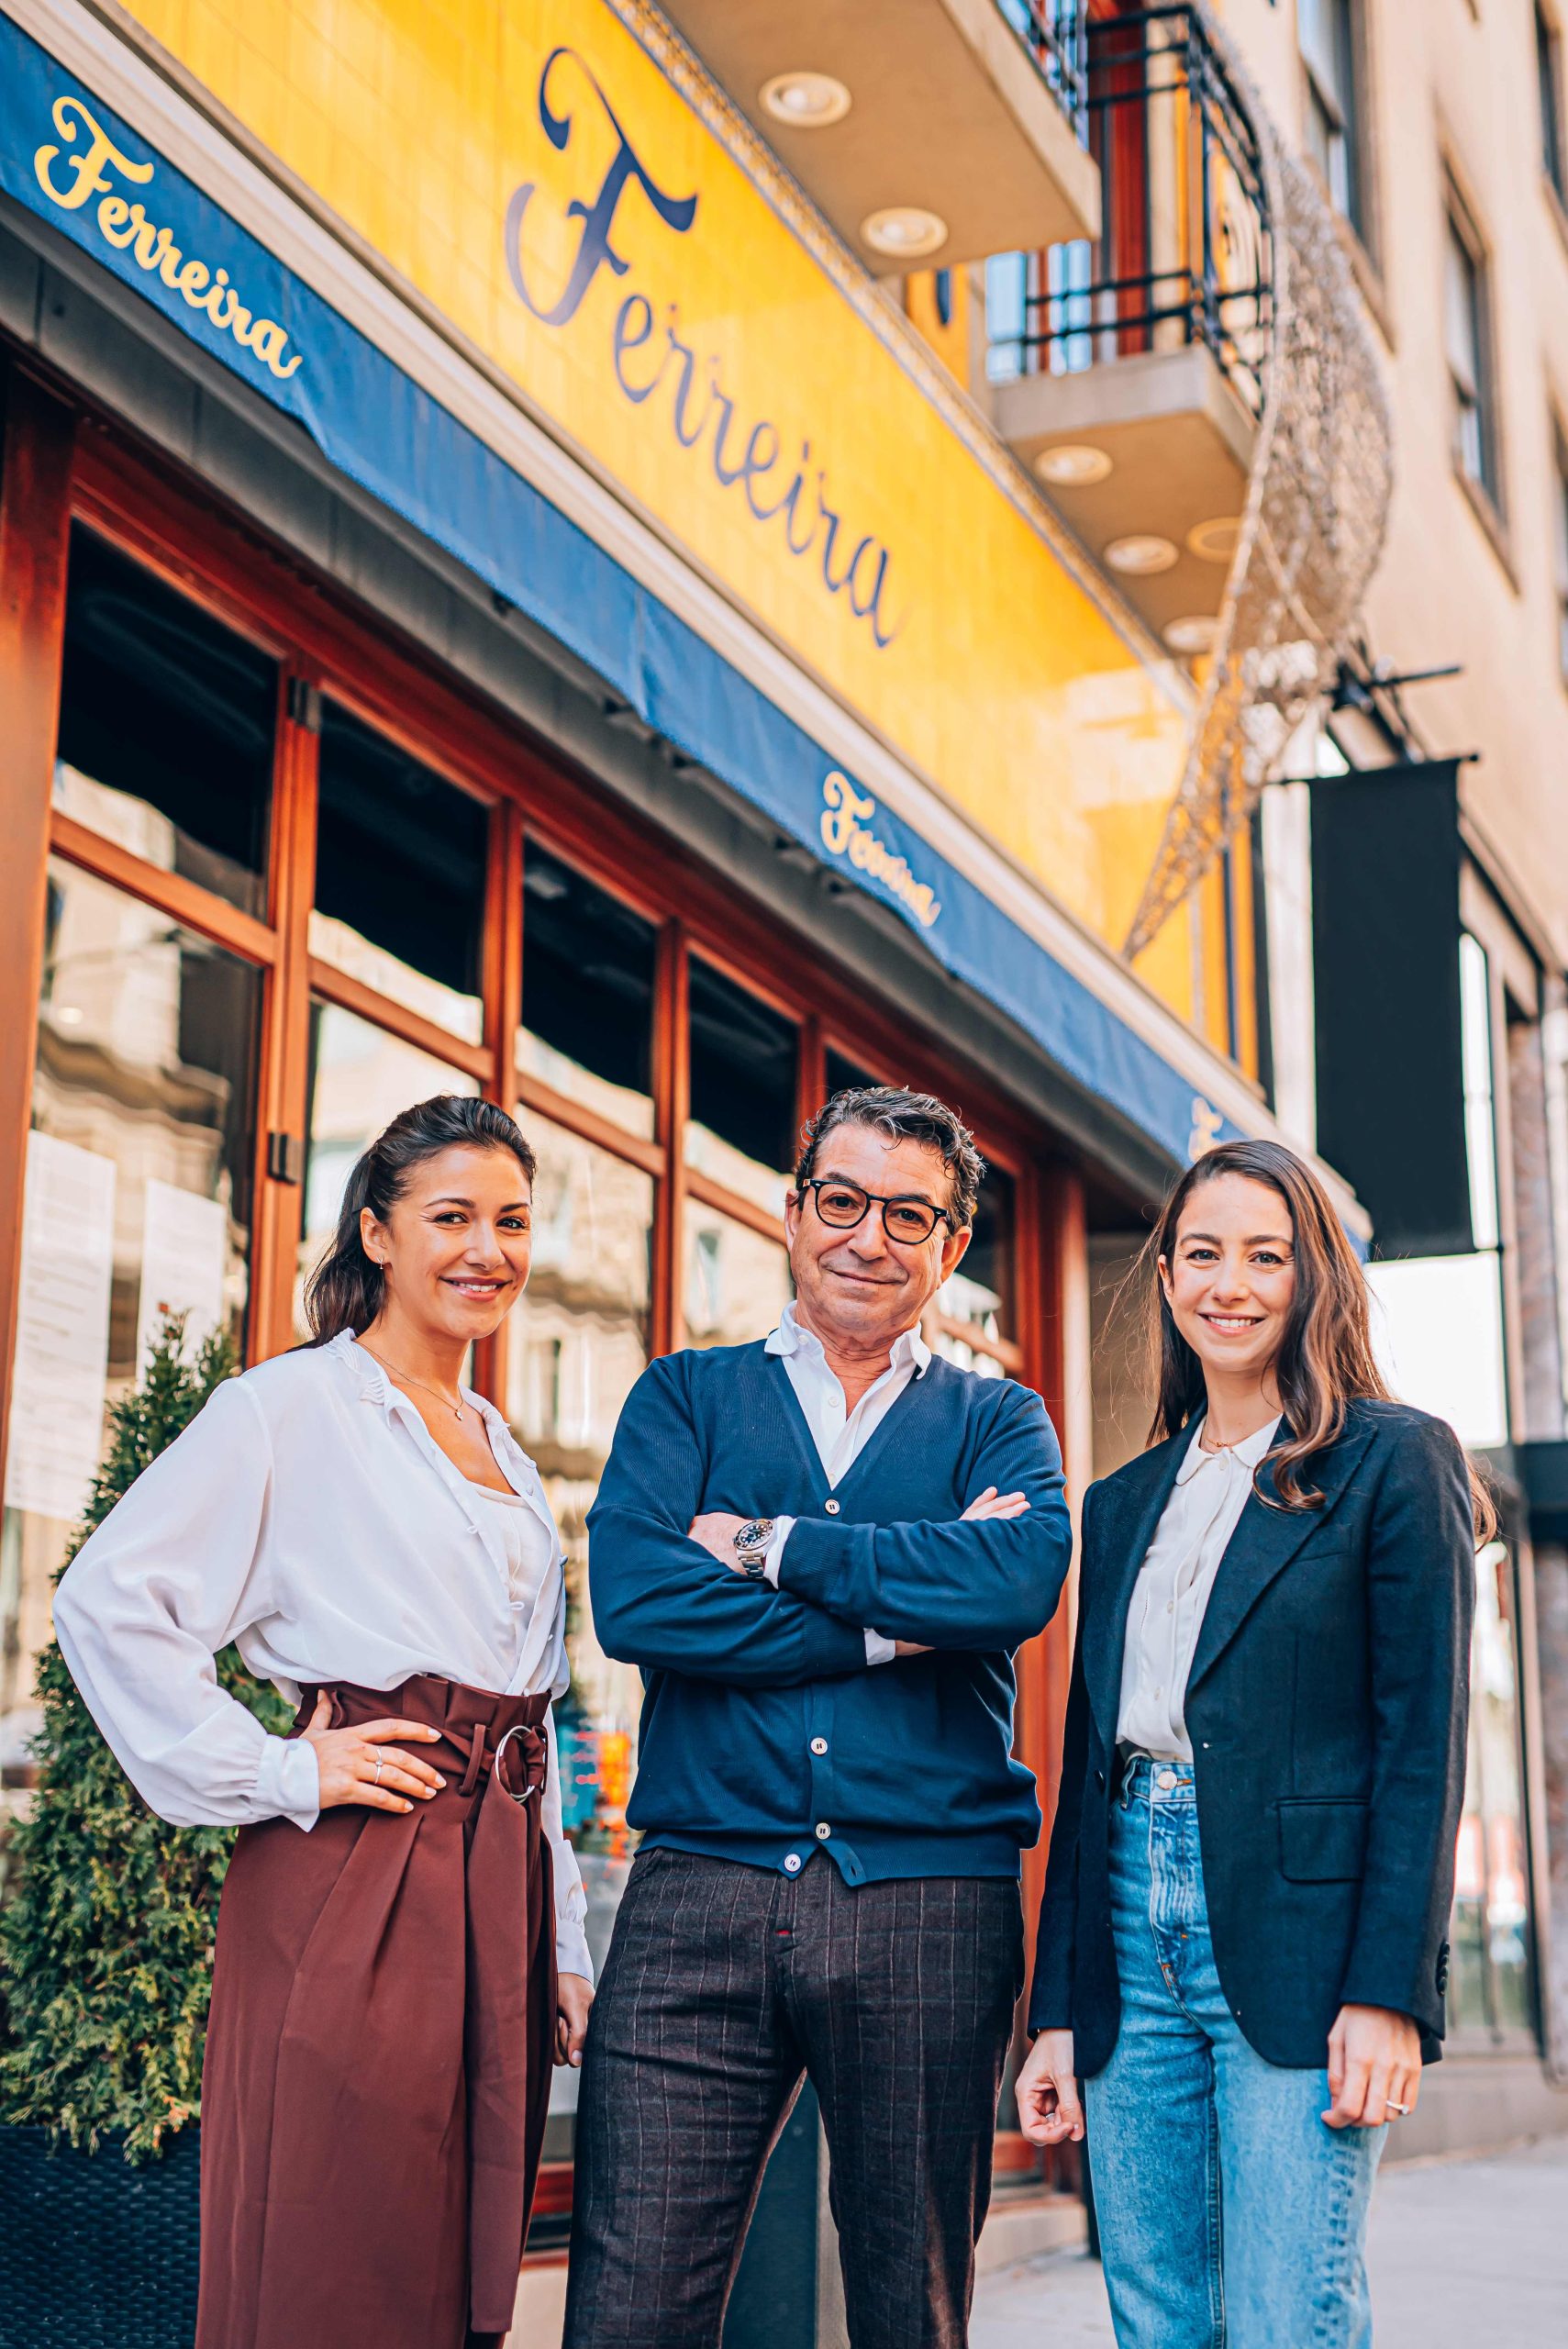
[799,1177,954,1245]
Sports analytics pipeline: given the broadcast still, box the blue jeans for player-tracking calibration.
[1084,1757,1385,2347]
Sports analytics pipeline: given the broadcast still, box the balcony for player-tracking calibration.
[657,0,1102,269]
[989,6,1271,655]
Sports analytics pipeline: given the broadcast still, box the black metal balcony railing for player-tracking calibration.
[991,5,1273,415]
[998,0,1092,139]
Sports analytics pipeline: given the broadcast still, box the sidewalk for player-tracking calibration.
[971,2134,1568,2347]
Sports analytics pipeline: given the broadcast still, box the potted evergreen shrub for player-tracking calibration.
[0,1319,289,2346]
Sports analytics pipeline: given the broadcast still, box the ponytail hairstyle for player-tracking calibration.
[1138,1137,1496,1538]
[304,1095,537,1347]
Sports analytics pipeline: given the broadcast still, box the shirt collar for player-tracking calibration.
[764,1300,931,1377]
[333,1330,528,1455]
[1175,1410,1283,1485]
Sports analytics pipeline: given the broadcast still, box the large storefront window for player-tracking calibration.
[686,957,798,1215]
[519,846,657,1138]
[1451,1541,1536,2039]
[311,703,489,1044]
[54,524,275,919]
[2,858,260,1782]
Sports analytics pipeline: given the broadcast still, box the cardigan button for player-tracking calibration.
[784,1854,803,1874]
[810,1738,828,1755]
[824,1498,841,1515]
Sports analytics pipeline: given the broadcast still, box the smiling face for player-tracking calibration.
[784,1119,971,1354]
[361,1143,532,1347]
[1159,1171,1296,1397]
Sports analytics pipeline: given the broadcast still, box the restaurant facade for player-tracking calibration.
[0,0,1557,2325]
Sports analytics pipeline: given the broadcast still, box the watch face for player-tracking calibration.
[735,1518,773,1551]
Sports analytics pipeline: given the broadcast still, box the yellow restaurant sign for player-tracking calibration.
[118,0,1202,1011]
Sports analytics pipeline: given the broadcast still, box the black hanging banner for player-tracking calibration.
[1309,758,1472,1258]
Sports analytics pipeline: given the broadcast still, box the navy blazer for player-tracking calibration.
[1029,1398,1475,2072]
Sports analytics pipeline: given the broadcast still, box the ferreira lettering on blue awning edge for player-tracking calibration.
[32,95,305,381]
[820,773,941,930]
[504,47,904,651]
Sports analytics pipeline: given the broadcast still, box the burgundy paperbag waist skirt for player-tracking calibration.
[197,1674,557,2349]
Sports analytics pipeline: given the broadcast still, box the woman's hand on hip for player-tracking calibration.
[557,1972,594,2067]
[303,1693,447,1813]
[1324,2003,1422,2129]
[1016,2030,1084,2145]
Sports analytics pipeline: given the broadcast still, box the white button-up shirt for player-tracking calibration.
[52,1330,591,1979]
[1116,1413,1282,1762]
[761,1303,932,1666]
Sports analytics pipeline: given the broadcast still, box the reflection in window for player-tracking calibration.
[934,1165,1014,1374]
[1451,1542,1535,2039]
[686,959,799,1214]
[312,704,488,1044]
[684,1199,793,1351]
[519,846,656,1138]
[295,1002,478,1334]
[55,526,276,918]
[506,1111,653,2145]
[3,859,260,1785]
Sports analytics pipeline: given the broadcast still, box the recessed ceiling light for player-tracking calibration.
[1163,614,1220,655]
[760,72,852,128]
[862,206,949,260]
[1035,443,1114,487]
[1187,515,1241,562]
[1105,533,1178,575]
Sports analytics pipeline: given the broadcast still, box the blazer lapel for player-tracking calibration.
[1084,1431,1188,1753]
[1185,1413,1379,1692]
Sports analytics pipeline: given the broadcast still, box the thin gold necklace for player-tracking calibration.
[361,1341,467,1423]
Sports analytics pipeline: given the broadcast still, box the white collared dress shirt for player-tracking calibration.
[761,1301,934,1666]
[52,1329,592,1980]
[1116,1413,1282,1763]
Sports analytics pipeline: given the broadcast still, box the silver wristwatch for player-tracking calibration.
[732,1517,778,1578]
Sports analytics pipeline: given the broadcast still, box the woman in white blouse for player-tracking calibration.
[1013,1139,1485,2349]
[54,1094,592,2349]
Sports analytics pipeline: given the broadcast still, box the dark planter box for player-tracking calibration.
[0,2122,200,2348]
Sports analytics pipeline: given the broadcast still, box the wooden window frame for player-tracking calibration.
[0,357,1089,2206]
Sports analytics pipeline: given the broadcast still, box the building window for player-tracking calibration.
[1445,195,1500,510]
[1299,0,1362,236]
[1540,6,1566,203]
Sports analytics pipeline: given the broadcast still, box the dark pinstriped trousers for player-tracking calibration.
[562,1849,1025,2349]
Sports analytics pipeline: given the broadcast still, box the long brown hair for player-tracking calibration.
[1139,1138,1494,1535]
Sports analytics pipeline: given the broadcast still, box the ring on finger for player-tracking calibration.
[372,1753,384,1787]
[1386,2099,1409,2117]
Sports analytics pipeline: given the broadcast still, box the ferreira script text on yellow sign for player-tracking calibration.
[117,0,1201,1012]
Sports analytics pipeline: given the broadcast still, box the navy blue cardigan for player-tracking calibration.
[586,1342,1073,1882]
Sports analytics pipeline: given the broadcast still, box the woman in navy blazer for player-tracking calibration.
[1016,1139,1487,2348]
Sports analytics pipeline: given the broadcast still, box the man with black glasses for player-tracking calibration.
[565,1085,1073,2349]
